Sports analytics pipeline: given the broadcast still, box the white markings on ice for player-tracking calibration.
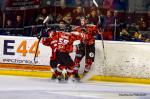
[0,75,149,99]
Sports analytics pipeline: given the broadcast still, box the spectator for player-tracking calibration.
[102,10,115,40]
[63,12,72,24]
[14,15,23,28]
[49,12,62,24]
[145,38,150,42]
[72,6,83,25]
[86,7,102,40]
[51,20,66,31]
[137,17,148,31]
[14,15,24,36]
[35,8,48,25]
[5,19,13,28]
[128,23,139,34]
[58,20,66,30]
[56,13,63,23]
[87,9,99,25]
[35,8,51,36]
[144,34,150,42]
[119,28,131,41]
[5,19,14,35]
[131,31,143,42]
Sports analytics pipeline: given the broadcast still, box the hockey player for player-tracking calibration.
[42,25,83,82]
[41,20,66,80]
[73,17,99,81]
[42,29,59,80]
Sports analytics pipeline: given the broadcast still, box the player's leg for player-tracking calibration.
[50,59,60,80]
[48,51,66,82]
[56,52,73,82]
[74,44,85,74]
[74,44,85,81]
[62,54,75,80]
[56,64,67,82]
[84,44,95,75]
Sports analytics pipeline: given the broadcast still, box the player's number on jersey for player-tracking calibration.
[58,38,69,45]
[16,40,40,56]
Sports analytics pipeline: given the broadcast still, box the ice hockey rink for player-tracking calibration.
[0,75,149,99]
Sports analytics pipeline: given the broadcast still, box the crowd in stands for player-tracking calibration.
[0,0,150,42]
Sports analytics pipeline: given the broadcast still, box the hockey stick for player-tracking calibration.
[98,29,106,61]
[92,0,107,77]
[93,0,106,61]
[114,17,117,40]
[33,10,51,64]
[33,26,44,64]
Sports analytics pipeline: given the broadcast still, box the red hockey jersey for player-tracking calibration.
[42,31,83,58]
[73,24,98,45]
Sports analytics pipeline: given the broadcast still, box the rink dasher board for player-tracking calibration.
[0,36,150,84]
[0,69,150,84]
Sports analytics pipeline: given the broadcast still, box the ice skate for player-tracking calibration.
[58,69,68,83]
[73,73,81,83]
[51,74,59,83]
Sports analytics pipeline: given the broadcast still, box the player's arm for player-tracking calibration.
[42,31,53,46]
[90,25,102,36]
[42,38,51,46]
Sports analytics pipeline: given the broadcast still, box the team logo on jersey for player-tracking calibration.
[89,52,94,57]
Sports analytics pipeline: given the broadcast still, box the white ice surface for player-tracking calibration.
[0,75,150,99]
